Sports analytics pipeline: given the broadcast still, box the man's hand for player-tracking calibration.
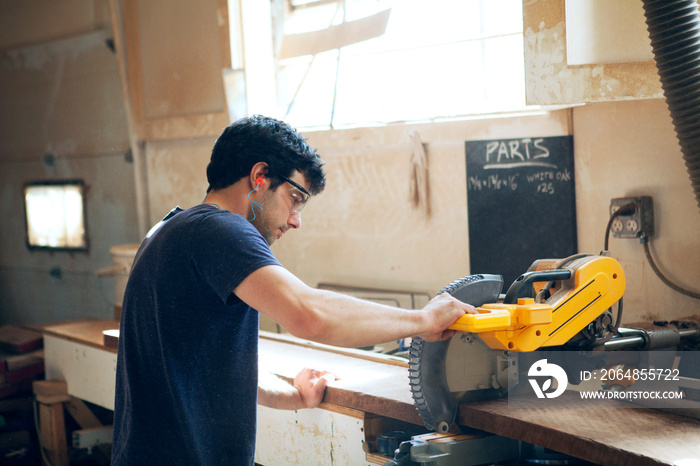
[293,367,336,409]
[417,293,476,342]
[258,368,337,410]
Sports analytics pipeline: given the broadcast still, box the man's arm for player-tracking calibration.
[258,368,335,410]
[235,264,473,348]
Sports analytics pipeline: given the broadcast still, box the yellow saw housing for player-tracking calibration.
[448,255,626,352]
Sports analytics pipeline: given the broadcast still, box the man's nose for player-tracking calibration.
[288,211,301,229]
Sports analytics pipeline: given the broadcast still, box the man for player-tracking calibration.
[111,115,473,465]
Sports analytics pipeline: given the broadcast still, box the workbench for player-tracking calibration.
[40,320,700,465]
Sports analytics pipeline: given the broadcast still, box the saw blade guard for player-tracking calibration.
[409,274,503,433]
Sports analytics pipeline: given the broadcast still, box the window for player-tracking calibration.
[272,0,527,129]
[23,180,88,251]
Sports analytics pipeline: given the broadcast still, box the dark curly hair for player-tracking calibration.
[206,115,326,194]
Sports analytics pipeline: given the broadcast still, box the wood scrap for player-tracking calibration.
[33,380,70,405]
[0,326,43,354]
[0,360,44,383]
[0,349,44,373]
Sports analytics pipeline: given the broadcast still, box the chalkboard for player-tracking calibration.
[465,136,577,289]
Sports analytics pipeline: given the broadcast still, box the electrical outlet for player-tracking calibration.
[610,196,654,241]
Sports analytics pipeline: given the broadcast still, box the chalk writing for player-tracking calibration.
[468,174,519,191]
[536,182,555,194]
[468,170,571,194]
[522,169,572,194]
[484,138,557,169]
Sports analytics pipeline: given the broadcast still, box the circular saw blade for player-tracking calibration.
[409,274,503,433]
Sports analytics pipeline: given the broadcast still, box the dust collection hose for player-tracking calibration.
[642,0,700,213]
[641,0,700,300]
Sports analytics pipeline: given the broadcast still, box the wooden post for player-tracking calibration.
[33,380,70,466]
[37,402,69,466]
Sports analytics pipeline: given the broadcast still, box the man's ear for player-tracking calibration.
[250,162,268,189]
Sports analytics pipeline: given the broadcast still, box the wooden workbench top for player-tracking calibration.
[41,320,700,465]
[39,321,423,423]
[257,332,422,425]
[42,320,119,353]
[460,393,700,466]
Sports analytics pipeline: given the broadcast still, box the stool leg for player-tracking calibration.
[38,402,68,466]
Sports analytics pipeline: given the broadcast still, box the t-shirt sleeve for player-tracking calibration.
[189,212,281,305]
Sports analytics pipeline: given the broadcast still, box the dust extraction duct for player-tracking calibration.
[642,0,700,213]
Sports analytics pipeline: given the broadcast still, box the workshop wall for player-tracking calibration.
[572,99,700,321]
[275,113,573,295]
[0,1,698,328]
[144,101,699,324]
[276,101,700,323]
[142,111,572,295]
[0,25,139,325]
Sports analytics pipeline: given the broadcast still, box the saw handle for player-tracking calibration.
[503,269,572,303]
[448,308,511,333]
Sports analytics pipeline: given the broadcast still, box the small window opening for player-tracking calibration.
[23,180,88,251]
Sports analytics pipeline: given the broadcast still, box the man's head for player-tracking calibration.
[206,115,325,195]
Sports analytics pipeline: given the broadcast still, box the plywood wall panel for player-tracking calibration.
[0,0,108,51]
[133,0,225,120]
[0,31,129,161]
[121,0,231,141]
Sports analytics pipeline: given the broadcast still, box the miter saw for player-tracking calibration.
[408,253,700,435]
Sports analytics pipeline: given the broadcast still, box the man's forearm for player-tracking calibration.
[258,369,333,410]
[258,372,304,410]
[237,265,470,347]
[297,289,429,346]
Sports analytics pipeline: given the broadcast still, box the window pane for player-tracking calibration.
[482,34,527,113]
[274,0,528,128]
[332,37,524,126]
[280,51,338,128]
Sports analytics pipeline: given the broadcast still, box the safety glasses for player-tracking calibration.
[277,174,310,213]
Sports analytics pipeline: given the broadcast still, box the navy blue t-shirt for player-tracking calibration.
[112,205,281,465]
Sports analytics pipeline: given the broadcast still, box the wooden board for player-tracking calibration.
[258,333,422,425]
[0,325,43,354]
[0,349,44,373]
[459,392,700,466]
